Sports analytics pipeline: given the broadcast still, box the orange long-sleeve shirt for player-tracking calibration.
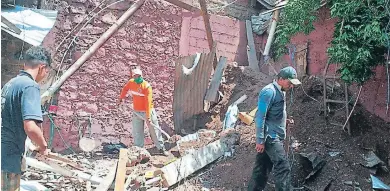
[119,79,154,119]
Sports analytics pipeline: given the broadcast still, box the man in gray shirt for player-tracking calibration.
[1,46,52,191]
[248,66,301,191]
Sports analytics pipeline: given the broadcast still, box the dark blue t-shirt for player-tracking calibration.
[1,70,43,174]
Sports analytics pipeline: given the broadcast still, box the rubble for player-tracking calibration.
[361,151,389,174]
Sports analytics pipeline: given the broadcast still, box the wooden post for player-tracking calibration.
[198,0,218,68]
[198,0,213,50]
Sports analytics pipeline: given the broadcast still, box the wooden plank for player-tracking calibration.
[94,161,118,191]
[198,0,214,51]
[246,20,260,72]
[161,140,224,186]
[233,94,248,105]
[205,56,228,102]
[163,0,199,12]
[114,149,128,191]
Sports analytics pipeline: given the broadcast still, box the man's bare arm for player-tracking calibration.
[24,120,47,151]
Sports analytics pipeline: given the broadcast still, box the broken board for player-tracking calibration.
[161,140,224,187]
[95,160,118,191]
[114,149,128,191]
[205,56,227,103]
[246,20,260,72]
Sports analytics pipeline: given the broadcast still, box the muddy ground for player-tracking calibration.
[175,66,390,191]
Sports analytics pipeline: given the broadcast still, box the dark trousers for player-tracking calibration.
[248,138,292,191]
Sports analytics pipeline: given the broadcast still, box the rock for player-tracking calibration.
[155,36,169,43]
[70,6,86,14]
[96,48,106,58]
[82,27,105,35]
[73,15,84,24]
[106,0,133,10]
[84,103,98,113]
[126,146,151,167]
[125,53,137,60]
[119,40,131,49]
[63,19,72,30]
[101,12,117,25]
[220,129,241,148]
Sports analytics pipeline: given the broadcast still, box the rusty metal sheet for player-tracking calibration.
[173,48,216,132]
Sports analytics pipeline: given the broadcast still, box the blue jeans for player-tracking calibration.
[132,109,165,150]
[248,138,292,191]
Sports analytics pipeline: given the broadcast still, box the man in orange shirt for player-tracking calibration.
[118,68,168,155]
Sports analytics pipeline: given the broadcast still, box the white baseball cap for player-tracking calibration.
[132,68,142,76]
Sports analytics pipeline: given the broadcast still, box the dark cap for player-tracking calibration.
[278,66,301,85]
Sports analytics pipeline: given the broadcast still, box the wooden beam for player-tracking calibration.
[94,161,118,191]
[198,0,214,51]
[246,20,260,72]
[205,56,228,103]
[161,140,224,187]
[163,0,200,12]
[26,157,103,184]
[114,149,128,191]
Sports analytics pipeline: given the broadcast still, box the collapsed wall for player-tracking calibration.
[44,0,182,152]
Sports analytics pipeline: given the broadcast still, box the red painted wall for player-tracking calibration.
[281,8,389,122]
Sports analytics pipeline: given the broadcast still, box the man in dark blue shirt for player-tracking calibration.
[248,66,301,191]
[1,46,52,191]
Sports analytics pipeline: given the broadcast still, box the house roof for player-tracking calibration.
[1,5,57,46]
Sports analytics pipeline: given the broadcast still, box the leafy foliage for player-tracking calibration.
[273,0,390,84]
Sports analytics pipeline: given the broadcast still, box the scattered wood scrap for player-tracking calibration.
[95,161,118,191]
[205,56,228,107]
[246,20,260,72]
[114,149,129,191]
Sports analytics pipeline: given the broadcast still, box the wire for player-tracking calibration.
[55,0,108,51]
[47,114,76,154]
[53,0,126,83]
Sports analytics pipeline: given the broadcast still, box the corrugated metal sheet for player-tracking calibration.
[173,48,216,132]
[1,6,57,46]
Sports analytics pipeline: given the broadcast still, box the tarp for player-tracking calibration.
[1,6,57,46]
[251,12,273,35]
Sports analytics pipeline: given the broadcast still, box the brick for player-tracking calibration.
[196,39,209,49]
[211,23,228,34]
[189,29,207,39]
[189,37,197,47]
[188,46,202,55]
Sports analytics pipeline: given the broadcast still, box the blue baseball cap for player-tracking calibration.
[278,66,301,85]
